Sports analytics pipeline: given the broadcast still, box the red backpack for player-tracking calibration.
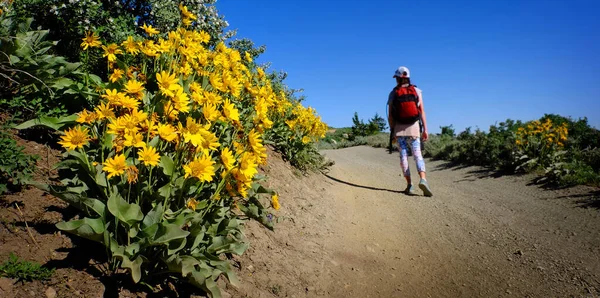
[391,85,420,124]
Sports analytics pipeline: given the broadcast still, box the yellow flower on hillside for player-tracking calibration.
[222,99,240,122]
[76,109,97,124]
[248,129,264,154]
[187,198,199,211]
[126,165,139,184]
[103,154,128,178]
[95,102,115,120]
[156,71,180,97]
[58,126,91,151]
[124,132,145,148]
[109,69,125,83]
[138,145,160,166]
[102,43,123,62]
[204,91,223,105]
[271,194,280,210]
[198,31,210,44]
[121,36,139,55]
[238,152,258,179]
[141,24,160,36]
[81,31,102,50]
[179,4,196,19]
[302,136,311,144]
[157,123,178,142]
[220,147,235,171]
[124,80,145,96]
[183,155,216,182]
[140,40,159,57]
[171,86,191,113]
[202,103,220,123]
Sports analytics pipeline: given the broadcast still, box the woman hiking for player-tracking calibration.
[387,66,433,197]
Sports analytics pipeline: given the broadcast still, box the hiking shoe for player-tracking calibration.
[418,179,433,197]
[404,184,417,195]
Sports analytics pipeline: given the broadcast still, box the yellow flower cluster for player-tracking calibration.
[516,119,568,148]
[59,5,330,202]
[285,103,328,144]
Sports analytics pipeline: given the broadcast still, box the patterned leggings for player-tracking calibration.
[397,137,426,177]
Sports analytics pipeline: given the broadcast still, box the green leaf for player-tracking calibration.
[44,185,105,217]
[167,238,187,255]
[14,114,78,130]
[95,168,108,188]
[102,133,115,150]
[148,136,160,148]
[56,217,105,242]
[225,269,240,288]
[113,250,143,283]
[142,203,164,229]
[51,78,75,89]
[153,223,190,245]
[204,278,222,298]
[107,189,143,227]
[159,155,175,176]
[158,183,173,199]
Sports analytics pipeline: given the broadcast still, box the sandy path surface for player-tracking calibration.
[231,146,600,298]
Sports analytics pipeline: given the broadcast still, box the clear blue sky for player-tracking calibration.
[217,0,600,133]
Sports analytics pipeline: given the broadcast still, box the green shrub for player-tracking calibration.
[0,253,54,282]
[426,116,600,187]
[0,125,39,194]
[0,7,96,120]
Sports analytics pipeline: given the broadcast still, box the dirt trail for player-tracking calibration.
[232,146,600,298]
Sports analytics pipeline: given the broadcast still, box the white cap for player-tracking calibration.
[393,66,410,78]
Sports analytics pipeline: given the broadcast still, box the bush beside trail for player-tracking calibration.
[424,115,600,187]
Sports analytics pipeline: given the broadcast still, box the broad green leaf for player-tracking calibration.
[204,278,222,298]
[159,155,175,176]
[107,189,143,227]
[158,183,172,199]
[153,223,190,244]
[14,114,78,130]
[167,238,187,255]
[225,269,240,288]
[142,203,164,229]
[56,217,105,242]
[102,133,115,150]
[95,167,108,188]
[45,185,105,217]
[148,136,160,148]
[179,256,201,277]
[51,78,75,89]
[113,251,143,283]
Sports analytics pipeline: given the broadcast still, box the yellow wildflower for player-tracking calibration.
[126,165,139,184]
[141,24,160,36]
[156,71,180,97]
[95,102,115,120]
[222,99,240,122]
[81,31,102,50]
[183,155,216,182]
[124,79,145,97]
[220,147,235,171]
[103,154,128,178]
[124,132,146,148]
[138,145,160,166]
[76,109,97,124]
[109,69,125,83]
[58,126,91,151]
[121,36,139,55]
[187,198,199,211]
[271,194,280,210]
[157,123,178,142]
[102,43,123,62]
